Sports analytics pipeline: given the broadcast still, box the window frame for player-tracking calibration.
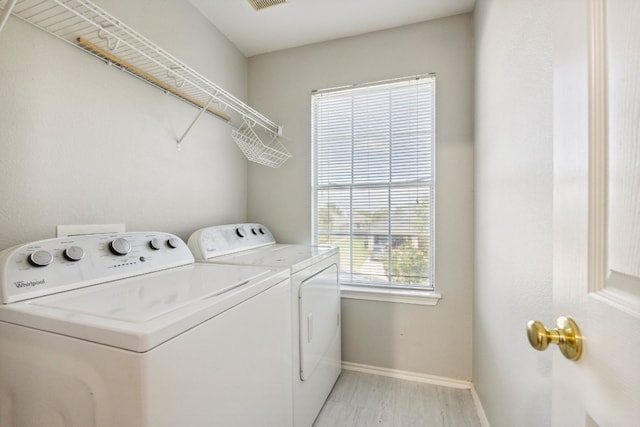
[311,75,437,296]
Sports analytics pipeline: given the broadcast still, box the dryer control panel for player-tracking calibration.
[187,223,275,260]
[0,232,194,303]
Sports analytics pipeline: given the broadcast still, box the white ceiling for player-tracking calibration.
[189,0,476,57]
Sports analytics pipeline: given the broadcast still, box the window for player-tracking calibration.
[311,75,435,290]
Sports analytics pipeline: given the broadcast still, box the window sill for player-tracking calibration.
[340,285,442,306]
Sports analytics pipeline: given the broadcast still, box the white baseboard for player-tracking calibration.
[341,362,489,426]
[470,384,491,427]
[341,361,471,389]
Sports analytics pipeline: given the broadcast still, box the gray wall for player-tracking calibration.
[248,14,475,380]
[0,0,249,249]
[473,0,554,425]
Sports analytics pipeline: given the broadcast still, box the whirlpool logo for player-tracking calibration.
[14,279,45,289]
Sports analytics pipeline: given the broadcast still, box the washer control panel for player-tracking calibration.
[187,223,275,260]
[0,232,194,303]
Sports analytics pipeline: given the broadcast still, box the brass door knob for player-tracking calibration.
[527,316,583,361]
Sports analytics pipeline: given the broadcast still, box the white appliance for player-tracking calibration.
[188,223,341,427]
[0,231,292,427]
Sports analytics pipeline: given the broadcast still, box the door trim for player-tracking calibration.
[587,0,608,294]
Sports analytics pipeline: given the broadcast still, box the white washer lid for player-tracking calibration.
[204,244,338,273]
[0,263,288,352]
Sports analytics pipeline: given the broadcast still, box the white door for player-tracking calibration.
[550,0,640,425]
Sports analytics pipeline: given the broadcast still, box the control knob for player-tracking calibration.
[149,238,164,250]
[64,246,85,262]
[236,227,246,238]
[167,237,181,249]
[109,238,131,256]
[28,250,53,267]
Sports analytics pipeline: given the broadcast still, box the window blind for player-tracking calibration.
[311,76,435,289]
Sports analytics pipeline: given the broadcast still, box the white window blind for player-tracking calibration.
[312,75,435,290]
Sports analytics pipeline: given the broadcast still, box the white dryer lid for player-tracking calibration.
[205,244,338,273]
[0,263,288,352]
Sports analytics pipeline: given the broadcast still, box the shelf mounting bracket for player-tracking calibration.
[177,96,215,148]
[0,0,18,34]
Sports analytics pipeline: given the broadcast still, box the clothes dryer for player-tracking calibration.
[188,223,341,427]
[0,232,292,427]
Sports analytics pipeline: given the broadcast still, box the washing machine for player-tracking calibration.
[187,223,341,427]
[0,231,293,427]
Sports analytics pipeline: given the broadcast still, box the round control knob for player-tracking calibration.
[28,250,53,267]
[167,237,181,249]
[149,238,164,250]
[64,246,85,262]
[258,227,265,235]
[236,227,246,238]
[109,238,131,256]
[251,228,258,235]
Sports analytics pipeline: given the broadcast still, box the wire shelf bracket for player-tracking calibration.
[0,0,16,32]
[178,96,215,148]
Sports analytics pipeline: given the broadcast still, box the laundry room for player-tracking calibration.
[2,0,639,426]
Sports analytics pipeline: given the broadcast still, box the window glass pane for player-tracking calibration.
[312,76,435,290]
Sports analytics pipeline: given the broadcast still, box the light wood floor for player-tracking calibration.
[313,370,481,427]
